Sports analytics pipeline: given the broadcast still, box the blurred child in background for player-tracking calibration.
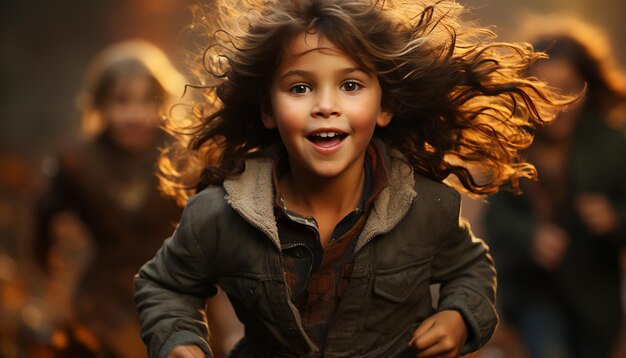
[33,40,243,357]
[485,16,626,358]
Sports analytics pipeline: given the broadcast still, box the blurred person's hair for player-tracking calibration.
[516,14,626,127]
[76,40,187,137]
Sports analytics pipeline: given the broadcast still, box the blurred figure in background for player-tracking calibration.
[484,17,626,358]
[23,39,244,358]
[32,40,187,357]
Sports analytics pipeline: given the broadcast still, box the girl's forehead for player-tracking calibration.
[284,32,339,56]
[277,32,367,71]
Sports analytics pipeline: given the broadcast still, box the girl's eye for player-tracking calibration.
[341,81,362,92]
[288,84,311,95]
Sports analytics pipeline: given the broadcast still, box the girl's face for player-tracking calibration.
[264,32,392,179]
[101,76,161,153]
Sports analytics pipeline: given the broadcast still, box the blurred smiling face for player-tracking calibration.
[263,32,392,179]
[101,75,162,153]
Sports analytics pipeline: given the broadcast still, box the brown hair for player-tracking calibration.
[160,0,570,206]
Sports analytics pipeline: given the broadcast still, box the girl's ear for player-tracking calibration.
[261,109,277,129]
[376,110,393,127]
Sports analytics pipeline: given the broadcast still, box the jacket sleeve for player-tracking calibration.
[430,189,498,355]
[134,193,219,358]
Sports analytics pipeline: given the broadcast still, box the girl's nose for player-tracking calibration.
[312,88,341,118]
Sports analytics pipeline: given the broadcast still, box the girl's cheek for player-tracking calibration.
[347,101,382,129]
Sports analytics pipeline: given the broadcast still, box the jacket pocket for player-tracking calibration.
[219,273,262,309]
[365,258,432,331]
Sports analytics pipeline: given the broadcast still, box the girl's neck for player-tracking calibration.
[280,155,366,220]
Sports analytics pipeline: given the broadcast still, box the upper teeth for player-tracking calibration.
[312,132,340,138]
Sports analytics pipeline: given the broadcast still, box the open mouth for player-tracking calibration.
[306,131,348,148]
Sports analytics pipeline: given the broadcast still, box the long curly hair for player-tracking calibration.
[160,0,570,206]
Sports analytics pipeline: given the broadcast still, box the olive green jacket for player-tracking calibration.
[134,142,497,358]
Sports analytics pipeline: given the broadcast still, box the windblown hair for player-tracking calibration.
[161,0,569,206]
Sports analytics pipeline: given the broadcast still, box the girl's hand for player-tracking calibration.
[167,345,205,358]
[408,310,468,358]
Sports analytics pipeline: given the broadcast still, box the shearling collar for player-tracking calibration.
[223,140,417,252]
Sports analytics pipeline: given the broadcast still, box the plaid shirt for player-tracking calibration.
[273,145,388,346]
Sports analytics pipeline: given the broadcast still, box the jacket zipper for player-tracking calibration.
[281,242,315,299]
[281,213,320,351]
[230,201,319,351]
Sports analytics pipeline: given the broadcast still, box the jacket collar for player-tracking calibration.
[223,140,417,252]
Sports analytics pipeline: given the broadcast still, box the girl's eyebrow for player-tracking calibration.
[278,70,311,82]
[278,67,371,82]
[341,67,371,77]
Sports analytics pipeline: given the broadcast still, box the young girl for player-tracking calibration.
[135,1,566,357]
